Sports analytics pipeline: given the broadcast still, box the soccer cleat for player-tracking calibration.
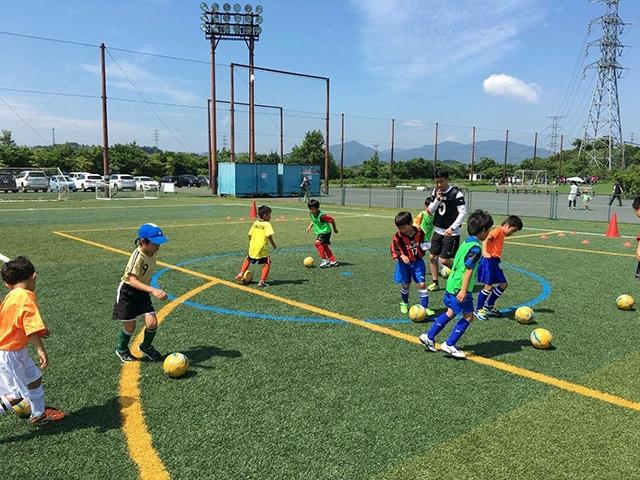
[319,259,330,268]
[329,261,339,267]
[427,282,439,292]
[257,281,269,287]
[235,273,244,282]
[400,302,409,314]
[138,344,163,362]
[425,308,435,316]
[419,333,438,352]
[440,342,466,359]
[116,348,137,363]
[484,306,502,317]
[30,407,65,424]
[473,309,489,321]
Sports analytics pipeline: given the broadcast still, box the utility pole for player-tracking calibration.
[51,128,56,146]
[545,115,564,154]
[153,130,159,148]
[579,0,629,172]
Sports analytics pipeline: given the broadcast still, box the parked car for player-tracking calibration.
[134,176,160,191]
[0,174,18,193]
[161,175,190,187]
[109,174,137,191]
[49,175,77,192]
[179,174,201,188]
[197,175,210,187]
[70,172,104,192]
[15,170,49,192]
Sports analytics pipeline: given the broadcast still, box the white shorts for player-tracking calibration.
[0,348,42,399]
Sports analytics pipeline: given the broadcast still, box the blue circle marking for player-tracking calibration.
[151,249,551,324]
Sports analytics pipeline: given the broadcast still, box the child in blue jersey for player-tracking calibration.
[392,211,434,317]
[419,210,494,359]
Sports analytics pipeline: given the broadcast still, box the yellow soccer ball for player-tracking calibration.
[616,294,634,310]
[408,304,427,323]
[13,400,32,419]
[303,256,315,268]
[530,328,553,349]
[515,306,534,324]
[243,270,253,284]
[163,352,190,378]
[440,266,451,279]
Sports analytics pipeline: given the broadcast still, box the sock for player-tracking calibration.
[239,258,250,275]
[486,286,504,308]
[323,244,336,262]
[141,327,157,349]
[418,289,429,309]
[477,288,491,310]
[1,395,13,415]
[446,318,470,346]
[427,313,452,340]
[314,241,327,259]
[400,287,409,304]
[118,329,132,351]
[261,263,270,282]
[28,385,45,417]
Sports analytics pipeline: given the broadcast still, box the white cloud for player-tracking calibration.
[400,120,426,128]
[482,73,541,102]
[348,0,543,88]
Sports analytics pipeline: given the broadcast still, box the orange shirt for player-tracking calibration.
[484,226,505,259]
[0,288,47,351]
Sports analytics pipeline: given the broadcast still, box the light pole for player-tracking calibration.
[200,2,263,182]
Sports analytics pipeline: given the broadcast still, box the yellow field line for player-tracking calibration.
[119,281,219,480]
[507,240,636,257]
[53,230,640,479]
[510,230,562,239]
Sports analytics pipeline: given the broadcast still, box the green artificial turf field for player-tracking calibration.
[1,196,640,480]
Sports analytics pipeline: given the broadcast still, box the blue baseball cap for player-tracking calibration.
[138,223,169,245]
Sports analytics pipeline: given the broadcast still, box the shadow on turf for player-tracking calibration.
[0,396,124,443]
[180,345,242,370]
[464,339,532,357]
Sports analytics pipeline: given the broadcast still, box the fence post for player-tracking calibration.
[368,187,372,208]
[341,186,345,206]
[506,191,510,215]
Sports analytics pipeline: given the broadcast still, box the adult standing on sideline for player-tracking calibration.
[609,180,623,206]
[300,176,311,203]
[567,181,579,210]
[427,168,468,292]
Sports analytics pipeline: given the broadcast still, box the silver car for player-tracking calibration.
[109,174,137,191]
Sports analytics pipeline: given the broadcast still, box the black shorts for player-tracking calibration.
[112,282,155,321]
[429,232,460,260]
[316,233,332,245]
[247,255,271,265]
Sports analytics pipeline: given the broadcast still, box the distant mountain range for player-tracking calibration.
[328,140,553,167]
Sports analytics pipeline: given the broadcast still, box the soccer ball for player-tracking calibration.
[163,352,190,378]
[243,270,253,284]
[13,400,31,419]
[408,304,427,323]
[303,256,315,268]
[530,328,553,349]
[515,306,534,324]
[616,294,634,310]
[440,266,451,279]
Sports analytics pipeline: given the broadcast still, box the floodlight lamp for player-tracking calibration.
[233,24,240,33]
[223,24,230,33]
[233,3,241,12]
[223,3,231,11]
[212,25,220,33]
[200,13,208,22]
[200,23,207,32]
[256,15,263,24]
[212,3,219,12]
[200,2,208,12]
[234,13,241,22]
[254,26,262,35]
[244,4,252,13]
[223,13,230,21]
[255,5,263,14]
[244,14,251,23]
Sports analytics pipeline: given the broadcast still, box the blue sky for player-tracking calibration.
[1,0,639,156]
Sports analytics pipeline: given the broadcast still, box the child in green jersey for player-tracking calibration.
[419,210,493,359]
[413,196,434,248]
[306,199,339,268]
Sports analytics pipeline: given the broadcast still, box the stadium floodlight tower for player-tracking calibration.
[579,0,629,173]
[200,2,264,193]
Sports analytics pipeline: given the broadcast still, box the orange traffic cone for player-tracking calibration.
[606,213,620,238]
[249,200,258,219]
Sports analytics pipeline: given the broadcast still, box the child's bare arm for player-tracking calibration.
[456,268,473,303]
[331,219,338,234]
[129,274,168,301]
[306,222,313,233]
[29,332,49,369]
[268,236,276,249]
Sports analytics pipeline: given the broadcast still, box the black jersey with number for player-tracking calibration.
[431,186,465,229]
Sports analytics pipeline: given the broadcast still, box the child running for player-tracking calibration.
[235,205,277,287]
[419,210,494,359]
[113,223,169,363]
[392,211,434,316]
[474,215,523,320]
[0,256,65,423]
[306,199,339,268]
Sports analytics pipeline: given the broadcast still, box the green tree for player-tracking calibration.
[359,150,381,179]
[289,130,339,180]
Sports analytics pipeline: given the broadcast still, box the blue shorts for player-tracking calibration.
[394,258,427,285]
[476,257,507,285]
[443,291,474,315]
